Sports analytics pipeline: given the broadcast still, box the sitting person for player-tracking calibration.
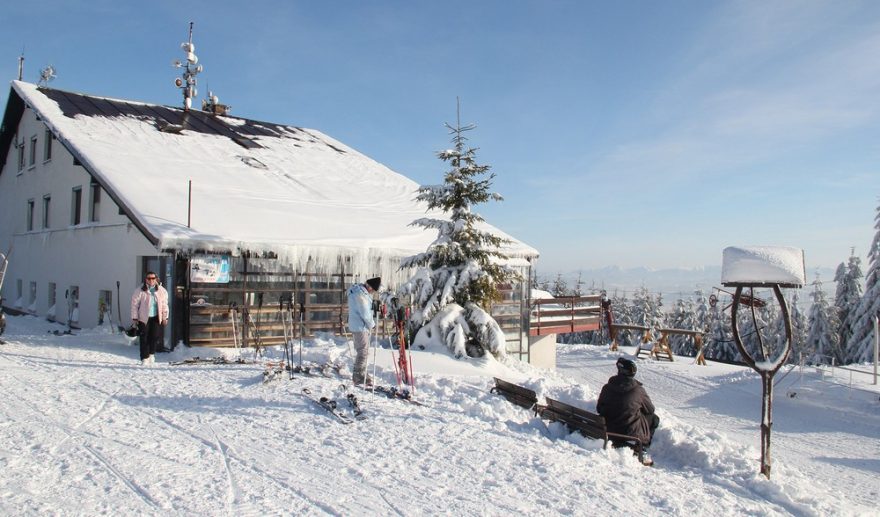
[597,357,659,462]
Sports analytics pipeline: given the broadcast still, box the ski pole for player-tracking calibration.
[370,324,379,400]
[280,298,289,367]
[298,302,304,371]
[368,300,381,395]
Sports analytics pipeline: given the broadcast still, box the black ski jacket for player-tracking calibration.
[596,374,655,445]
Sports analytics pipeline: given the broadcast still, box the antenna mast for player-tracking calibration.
[17,52,24,81]
[172,22,203,111]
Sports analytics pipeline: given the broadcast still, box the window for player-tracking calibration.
[43,129,53,162]
[27,199,35,231]
[42,195,51,229]
[89,180,101,223]
[28,281,37,313]
[71,187,82,225]
[17,142,25,172]
[28,135,37,168]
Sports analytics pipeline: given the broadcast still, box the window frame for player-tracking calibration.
[43,128,53,163]
[17,140,25,173]
[88,180,101,223]
[42,194,51,229]
[28,135,37,169]
[26,199,35,231]
[71,186,82,226]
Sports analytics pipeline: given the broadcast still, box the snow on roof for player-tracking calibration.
[9,81,537,275]
[721,246,805,287]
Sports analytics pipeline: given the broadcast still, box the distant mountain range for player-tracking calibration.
[538,265,836,303]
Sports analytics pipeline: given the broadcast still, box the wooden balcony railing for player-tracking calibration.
[530,295,602,336]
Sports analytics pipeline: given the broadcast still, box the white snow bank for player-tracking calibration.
[1,314,877,515]
[721,246,805,287]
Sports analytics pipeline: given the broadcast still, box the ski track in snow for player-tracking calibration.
[80,443,161,511]
[0,317,878,515]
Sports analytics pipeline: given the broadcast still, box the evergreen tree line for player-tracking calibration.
[540,199,880,365]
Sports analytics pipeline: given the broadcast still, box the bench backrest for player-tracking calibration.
[492,377,539,411]
[542,397,607,441]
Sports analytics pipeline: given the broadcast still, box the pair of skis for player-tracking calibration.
[301,386,365,424]
[387,298,415,391]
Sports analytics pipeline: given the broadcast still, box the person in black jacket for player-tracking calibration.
[597,357,659,449]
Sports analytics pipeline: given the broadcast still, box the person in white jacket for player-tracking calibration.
[347,277,380,385]
[131,271,169,364]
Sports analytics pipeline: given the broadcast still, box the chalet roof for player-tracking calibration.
[2,81,537,276]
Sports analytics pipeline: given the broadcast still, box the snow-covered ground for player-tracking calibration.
[1,314,878,516]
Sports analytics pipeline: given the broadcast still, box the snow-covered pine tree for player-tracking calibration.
[693,289,711,334]
[847,200,880,363]
[834,252,863,359]
[552,273,569,298]
[400,113,519,359]
[611,292,635,347]
[630,287,665,345]
[805,274,840,364]
[668,296,697,356]
[538,277,551,292]
[573,272,584,297]
[735,301,776,360]
[787,289,809,363]
[770,289,807,364]
[705,301,737,361]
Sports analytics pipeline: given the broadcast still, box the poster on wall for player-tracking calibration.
[190,256,230,283]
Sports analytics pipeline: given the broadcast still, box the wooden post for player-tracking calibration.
[731,285,792,479]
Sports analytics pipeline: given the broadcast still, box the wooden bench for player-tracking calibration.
[491,378,649,464]
[541,397,647,464]
[638,334,673,362]
[490,377,544,416]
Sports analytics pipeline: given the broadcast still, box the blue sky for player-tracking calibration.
[2,1,878,275]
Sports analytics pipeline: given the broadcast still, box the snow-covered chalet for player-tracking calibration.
[0,81,541,361]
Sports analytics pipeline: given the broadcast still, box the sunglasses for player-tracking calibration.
[146,276,157,280]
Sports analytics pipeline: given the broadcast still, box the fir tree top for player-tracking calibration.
[401,110,517,309]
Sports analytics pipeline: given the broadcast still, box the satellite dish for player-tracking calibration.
[174,77,183,87]
[186,52,198,64]
[195,64,203,74]
[181,42,194,53]
[172,59,182,68]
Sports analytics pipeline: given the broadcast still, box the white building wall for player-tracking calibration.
[0,106,164,328]
[529,334,557,369]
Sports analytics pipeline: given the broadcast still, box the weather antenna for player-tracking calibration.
[172,22,203,111]
[37,65,56,87]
